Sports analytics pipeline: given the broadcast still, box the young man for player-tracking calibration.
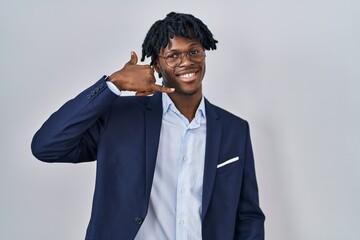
[32,12,265,240]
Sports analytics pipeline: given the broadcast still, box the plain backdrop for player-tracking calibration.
[1,0,359,239]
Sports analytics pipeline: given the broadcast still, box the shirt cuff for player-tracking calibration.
[105,79,121,96]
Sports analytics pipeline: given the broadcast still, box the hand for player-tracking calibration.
[108,51,174,96]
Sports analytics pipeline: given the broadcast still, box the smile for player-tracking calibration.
[180,72,195,78]
[178,72,197,81]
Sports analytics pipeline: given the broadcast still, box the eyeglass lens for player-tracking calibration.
[166,50,205,67]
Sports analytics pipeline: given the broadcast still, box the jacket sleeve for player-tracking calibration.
[31,76,119,163]
[235,122,265,239]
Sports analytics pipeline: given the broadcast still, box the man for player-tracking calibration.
[31,12,265,239]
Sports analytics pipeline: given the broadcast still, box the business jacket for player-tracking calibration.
[31,76,265,240]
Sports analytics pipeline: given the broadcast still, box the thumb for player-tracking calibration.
[127,51,138,65]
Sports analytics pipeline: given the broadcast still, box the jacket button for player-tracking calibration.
[134,217,143,225]
[86,94,91,99]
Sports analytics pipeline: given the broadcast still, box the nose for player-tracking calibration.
[178,53,193,67]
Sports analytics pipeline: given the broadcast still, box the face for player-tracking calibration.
[154,35,206,97]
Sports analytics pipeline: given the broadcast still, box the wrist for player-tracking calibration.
[105,76,121,96]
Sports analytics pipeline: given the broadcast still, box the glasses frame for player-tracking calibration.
[158,49,206,68]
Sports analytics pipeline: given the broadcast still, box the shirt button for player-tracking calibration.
[134,217,143,225]
[183,156,188,161]
[179,219,185,225]
[180,187,186,193]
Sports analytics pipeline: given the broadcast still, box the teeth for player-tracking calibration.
[179,73,195,78]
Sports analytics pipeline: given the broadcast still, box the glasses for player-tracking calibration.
[158,49,206,68]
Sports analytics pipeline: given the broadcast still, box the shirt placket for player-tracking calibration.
[176,125,192,240]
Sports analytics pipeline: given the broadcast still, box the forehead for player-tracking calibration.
[162,35,202,52]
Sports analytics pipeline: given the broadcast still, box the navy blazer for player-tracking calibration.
[31,76,265,240]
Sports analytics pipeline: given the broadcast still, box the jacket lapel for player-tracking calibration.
[201,99,222,220]
[143,94,222,220]
[144,93,163,202]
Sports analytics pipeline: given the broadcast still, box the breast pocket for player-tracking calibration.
[216,156,242,174]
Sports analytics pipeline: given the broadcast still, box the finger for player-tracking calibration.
[135,90,157,96]
[149,65,155,73]
[144,65,155,76]
[127,51,138,65]
[149,75,156,85]
[150,83,175,93]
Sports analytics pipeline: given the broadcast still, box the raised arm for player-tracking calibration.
[31,52,173,163]
[31,76,118,163]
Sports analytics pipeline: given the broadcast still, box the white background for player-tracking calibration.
[1,0,359,239]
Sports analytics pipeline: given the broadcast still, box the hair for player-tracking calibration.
[141,12,218,65]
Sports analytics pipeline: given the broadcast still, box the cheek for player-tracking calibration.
[160,67,174,81]
[199,62,206,80]
[162,73,174,86]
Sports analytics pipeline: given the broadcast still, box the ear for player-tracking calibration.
[153,59,162,78]
[153,59,160,73]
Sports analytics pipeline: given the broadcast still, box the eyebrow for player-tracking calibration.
[165,43,202,52]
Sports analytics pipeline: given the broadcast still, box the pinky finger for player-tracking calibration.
[135,90,157,96]
[151,83,175,93]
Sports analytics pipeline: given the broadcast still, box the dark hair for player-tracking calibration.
[141,12,218,65]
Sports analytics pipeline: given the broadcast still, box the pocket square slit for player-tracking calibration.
[217,156,239,168]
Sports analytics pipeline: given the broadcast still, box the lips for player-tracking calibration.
[176,70,198,82]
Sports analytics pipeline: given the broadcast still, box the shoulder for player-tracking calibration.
[205,99,248,126]
[205,100,251,149]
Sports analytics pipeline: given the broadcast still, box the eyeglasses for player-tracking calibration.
[158,49,206,68]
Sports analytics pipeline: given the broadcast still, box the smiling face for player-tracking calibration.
[154,35,206,98]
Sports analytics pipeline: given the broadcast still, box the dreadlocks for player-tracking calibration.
[141,12,218,65]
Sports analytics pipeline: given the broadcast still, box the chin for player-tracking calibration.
[175,85,202,96]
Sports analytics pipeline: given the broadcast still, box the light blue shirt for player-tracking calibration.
[135,93,207,240]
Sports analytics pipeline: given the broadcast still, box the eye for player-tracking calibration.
[167,53,179,59]
[189,50,200,56]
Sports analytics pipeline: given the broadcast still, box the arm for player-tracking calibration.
[31,76,118,163]
[31,52,174,163]
[235,122,265,239]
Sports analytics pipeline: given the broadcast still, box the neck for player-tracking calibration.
[167,91,202,122]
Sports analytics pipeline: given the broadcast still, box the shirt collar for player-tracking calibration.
[162,93,206,120]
